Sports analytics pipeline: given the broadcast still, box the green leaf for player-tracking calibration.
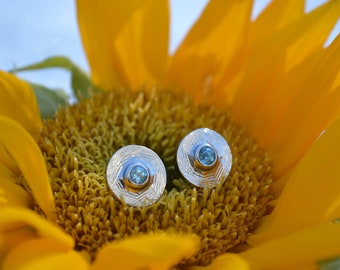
[13,56,98,100]
[319,257,340,270]
[30,83,68,119]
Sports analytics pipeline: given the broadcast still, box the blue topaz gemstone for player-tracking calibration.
[107,145,166,207]
[198,145,217,167]
[177,128,232,188]
[128,165,149,185]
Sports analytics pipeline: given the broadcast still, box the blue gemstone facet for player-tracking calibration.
[128,165,149,185]
[198,146,216,167]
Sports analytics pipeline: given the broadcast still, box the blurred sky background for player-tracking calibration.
[0,0,339,98]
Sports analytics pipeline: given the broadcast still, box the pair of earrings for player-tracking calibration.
[106,128,232,207]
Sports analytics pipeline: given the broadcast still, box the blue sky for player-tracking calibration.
[0,0,339,97]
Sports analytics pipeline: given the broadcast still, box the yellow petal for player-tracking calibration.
[0,71,41,136]
[77,0,169,90]
[0,207,74,249]
[231,0,340,106]
[215,0,339,114]
[0,176,32,207]
[0,117,55,219]
[242,223,340,269]
[332,49,340,90]
[231,16,340,177]
[167,0,252,103]
[77,0,142,89]
[285,0,340,70]
[0,157,19,185]
[248,118,340,245]
[247,48,323,152]
[0,158,32,207]
[0,228,35,262]
[231,0,340,120]
[91,233,199,270]
[250,0,304,43]
[112,0,169,90]
[2,238,88,270]
[189,253,249,270]
[252,0,340,74]
[266,35,340,177]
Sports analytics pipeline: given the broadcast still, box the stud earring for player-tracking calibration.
[106,145,166,207]
[177,128,232,188]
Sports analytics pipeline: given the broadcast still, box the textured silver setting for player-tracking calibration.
[106,145,166,207]
[177,128,232,188]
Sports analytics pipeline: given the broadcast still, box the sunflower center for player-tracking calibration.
[37,88,273,266]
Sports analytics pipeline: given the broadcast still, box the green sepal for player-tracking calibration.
[13,56,98,100]
[30,83,68,119]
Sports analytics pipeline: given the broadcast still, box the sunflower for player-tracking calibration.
[1,0,340,269]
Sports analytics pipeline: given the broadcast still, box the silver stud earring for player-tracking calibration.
[106,145,166,207]
[177,128,232,188]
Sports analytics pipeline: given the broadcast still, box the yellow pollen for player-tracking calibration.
[37,88,273,266]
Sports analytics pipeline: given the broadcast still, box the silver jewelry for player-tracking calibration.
[177,128,232,188]
[106,145,166,207]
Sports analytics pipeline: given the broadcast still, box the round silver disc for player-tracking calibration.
[177,128,232,188]
[106,145,166,207]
